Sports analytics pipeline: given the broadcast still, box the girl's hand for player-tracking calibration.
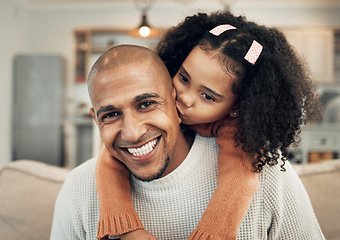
[119,229,159,240]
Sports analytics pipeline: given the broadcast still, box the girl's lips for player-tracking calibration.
[176,101,185,116]
[176,101,192,124]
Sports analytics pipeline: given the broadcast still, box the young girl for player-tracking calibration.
[95,11,321,240]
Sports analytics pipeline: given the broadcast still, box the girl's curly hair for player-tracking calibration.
[156,11,322,172]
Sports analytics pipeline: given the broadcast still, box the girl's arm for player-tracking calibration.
[96,145,145,239]
[188,124,259,240]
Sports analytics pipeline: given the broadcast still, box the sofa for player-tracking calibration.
[0,159,339,240]
[0,160,68,239]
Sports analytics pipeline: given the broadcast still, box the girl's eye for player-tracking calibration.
[202,93,216,102]
[139,101,155,109]
[179,74,189,84]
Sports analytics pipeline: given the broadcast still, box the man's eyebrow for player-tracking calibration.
[134,93,161,102]
[96,105,116,118]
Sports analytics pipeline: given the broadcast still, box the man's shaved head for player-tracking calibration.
[87,44,184,182]
[88,44,172,102]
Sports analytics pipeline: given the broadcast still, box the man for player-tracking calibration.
[50,45,324,240]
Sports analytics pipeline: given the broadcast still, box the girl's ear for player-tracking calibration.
[229,110,239,118]
[229,102,241,118]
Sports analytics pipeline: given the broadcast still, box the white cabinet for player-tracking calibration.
[282,28,339,163]
[300,125,340,163]
[283,28,334,83]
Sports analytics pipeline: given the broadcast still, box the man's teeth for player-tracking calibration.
[127,139,157,157]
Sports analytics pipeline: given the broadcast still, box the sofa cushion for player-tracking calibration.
[0,160,69,240]
[293,160,340,240]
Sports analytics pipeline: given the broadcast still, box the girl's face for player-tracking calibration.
[173,46,238,125]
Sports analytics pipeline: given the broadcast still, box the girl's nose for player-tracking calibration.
[178,92,194,108]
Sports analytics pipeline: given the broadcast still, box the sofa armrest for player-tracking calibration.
[292,159,340,240]
[0,160,69,240]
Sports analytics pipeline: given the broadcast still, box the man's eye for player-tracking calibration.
[202,93,215,102]
[179,74,189,84]
[102,112,120,120]
[139,101,155,109]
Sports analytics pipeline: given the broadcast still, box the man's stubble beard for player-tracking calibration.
[131,155,170,182]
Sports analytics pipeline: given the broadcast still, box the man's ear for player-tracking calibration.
[172,87,177,101]
[90,107,97,123]
[171,87,182,124]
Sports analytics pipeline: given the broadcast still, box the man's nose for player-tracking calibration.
[120,113,147,143]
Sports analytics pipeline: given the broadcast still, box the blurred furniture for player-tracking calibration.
[74,28,161,83]
[293,160,340,240]
[0,159,339,240]
[300,125,340,163]
[299,84,340,163]
[283,27,334,83]
[12,55,66,166]
[324,96,340,123]
[0,160,68,240]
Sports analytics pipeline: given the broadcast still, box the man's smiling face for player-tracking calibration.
[90,61,182,181]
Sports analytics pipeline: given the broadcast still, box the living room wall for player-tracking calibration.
[0,0,31,168]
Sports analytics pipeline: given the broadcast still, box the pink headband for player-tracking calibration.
[244,40,263,65]
[209,24,263,65]
[209,24,236,36]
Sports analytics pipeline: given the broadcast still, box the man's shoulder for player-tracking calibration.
[60,157,98,209]
[193,134,218,148]
[260,160,295,180]
[258,160,301,200]
[52,158,99,239]
[65,157,97,185]
[189,134,219,160]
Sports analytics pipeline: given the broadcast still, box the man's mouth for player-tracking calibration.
[127,138,158,157]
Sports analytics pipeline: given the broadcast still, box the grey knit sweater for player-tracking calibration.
[50,135,325,240]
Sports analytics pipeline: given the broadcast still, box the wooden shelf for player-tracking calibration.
[74,28,163,85]
[90,46,113,53]
[335,43,340,51]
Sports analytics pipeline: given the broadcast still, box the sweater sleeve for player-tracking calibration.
[96,145,144,239]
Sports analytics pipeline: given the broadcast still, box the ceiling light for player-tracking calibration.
[133,0,158,38]
[138,13,151,37]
